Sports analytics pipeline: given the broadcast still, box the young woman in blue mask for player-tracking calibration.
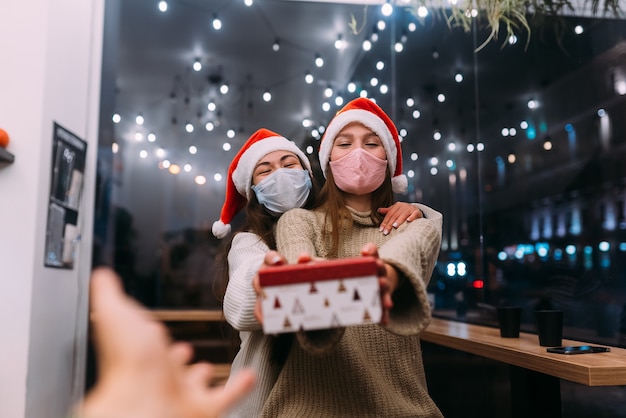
[212,128,422,417]
[255,98,444,417]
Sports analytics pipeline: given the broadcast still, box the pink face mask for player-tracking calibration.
[329,148,388,195]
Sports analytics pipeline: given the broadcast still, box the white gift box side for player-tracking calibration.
[259,257,382,334]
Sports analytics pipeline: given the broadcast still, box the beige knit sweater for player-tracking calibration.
[260,203,444,417]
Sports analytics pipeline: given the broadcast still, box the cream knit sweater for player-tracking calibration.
[258,203,444,417]
[221,232,281,418]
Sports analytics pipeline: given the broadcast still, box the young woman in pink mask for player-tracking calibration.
[212,128,424,417]
[256,98,444,417]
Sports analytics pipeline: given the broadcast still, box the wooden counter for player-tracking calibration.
[151,309,224,322]
[422,317,626,387]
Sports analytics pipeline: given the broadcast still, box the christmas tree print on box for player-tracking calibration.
[258,257,382,334]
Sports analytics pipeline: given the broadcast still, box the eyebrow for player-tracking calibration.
[335,131,380,140]
[254,153,299,170]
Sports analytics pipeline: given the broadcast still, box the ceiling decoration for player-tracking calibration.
[103,0,626,227]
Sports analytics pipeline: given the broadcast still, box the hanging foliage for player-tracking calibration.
[411,0,621,50]
[351,0,622,52]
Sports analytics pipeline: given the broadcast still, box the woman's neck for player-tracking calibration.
[341,193,372,212]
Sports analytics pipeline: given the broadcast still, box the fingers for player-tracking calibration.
[254,296,264,324]
[185,362,214,387]
[89,267,125,317]
[255,253,286,325]
[378,277,394,326]
[169,342,194,366]
[378,202,422,235]
[263,250,286,266]
[203,369,256,417]
[296,252,313,264]
[89,267,146,346]
[360,242,378,258]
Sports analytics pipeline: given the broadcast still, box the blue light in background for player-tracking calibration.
[583,245,593,270]
[447,262,456,277]
[457,262,467,276]
[554,248,563,260]
[535,242,549,258]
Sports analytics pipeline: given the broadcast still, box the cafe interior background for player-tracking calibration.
[93,0,626,415]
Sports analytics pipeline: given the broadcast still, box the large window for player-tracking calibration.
[95,0,626,355]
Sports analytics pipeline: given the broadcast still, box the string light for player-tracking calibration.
[315,54,324,68]
[212,14,222,30]
[193,58,202,72]
[381,2,393,16]
[334,34,344,50]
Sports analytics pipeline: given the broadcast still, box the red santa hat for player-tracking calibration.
[319,97,407,194]
[212,128,312,238]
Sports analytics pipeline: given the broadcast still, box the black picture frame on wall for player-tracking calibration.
[44,122,87,269]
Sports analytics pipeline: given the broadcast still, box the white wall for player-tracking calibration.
[0,1,104,417]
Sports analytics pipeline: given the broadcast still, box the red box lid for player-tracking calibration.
[259,256,378,286]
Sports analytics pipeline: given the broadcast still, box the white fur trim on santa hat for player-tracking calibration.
[392,174,408,194]
[212,220,231,239]
[232,136,312,200]
[320,108,404,191]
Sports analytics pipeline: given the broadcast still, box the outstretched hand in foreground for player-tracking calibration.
[77,267,255,418]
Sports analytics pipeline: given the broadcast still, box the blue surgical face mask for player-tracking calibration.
[251,168,312,215]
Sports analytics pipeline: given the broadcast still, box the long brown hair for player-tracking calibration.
[214,173,318,303]
[314,165,394,257]
[213,166,318,366]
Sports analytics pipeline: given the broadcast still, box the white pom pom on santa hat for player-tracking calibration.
[211,220,231,239]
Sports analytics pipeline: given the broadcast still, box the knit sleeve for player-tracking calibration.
[378,203,443,335]
[223,232,268,331]
[275,208,319,262]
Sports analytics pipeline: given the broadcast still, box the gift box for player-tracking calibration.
[258,256,382,334]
